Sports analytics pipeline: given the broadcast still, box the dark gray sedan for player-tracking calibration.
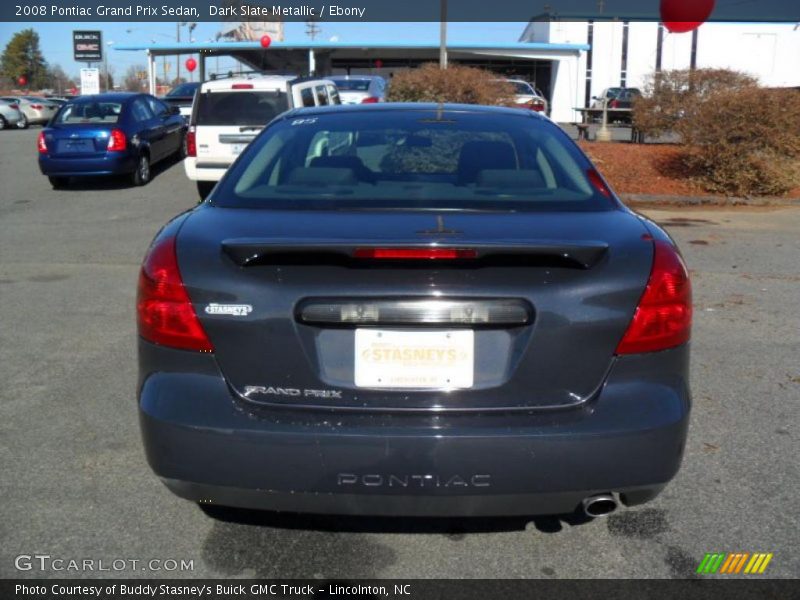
[137,104,692,519]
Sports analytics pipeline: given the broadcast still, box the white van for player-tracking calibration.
[185,75,341,198]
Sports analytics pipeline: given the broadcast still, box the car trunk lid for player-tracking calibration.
[45,125,113,156]
[177,207,653,412]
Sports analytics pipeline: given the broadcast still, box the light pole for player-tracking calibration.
[596,97,612,142]
[439,0,448,69]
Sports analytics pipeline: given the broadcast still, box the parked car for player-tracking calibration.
[1,96,59,128]
[138,103,692,519]
[591,87,643,109]
[38,92,187,188]
[162,82,201,121]
[44,97,69,106]
[0,99,25,130]
[185,75,342,199]
[329,75,387,104]
[590,88,642,123]
[500,79,548,114]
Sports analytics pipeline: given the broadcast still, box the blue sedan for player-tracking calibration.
[38,93,187,188]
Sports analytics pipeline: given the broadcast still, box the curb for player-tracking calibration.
[621,194,800,207]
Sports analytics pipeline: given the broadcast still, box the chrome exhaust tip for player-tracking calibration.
[582,494,618,518]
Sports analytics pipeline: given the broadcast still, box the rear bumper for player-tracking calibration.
[39,152,136,177]
[184,157,226,182]
[2,111,22,125]
[139,343,690,517]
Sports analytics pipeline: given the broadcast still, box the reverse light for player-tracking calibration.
[37,131,47,154]
[137,236,214,352]
[185,126,197,157]
[107,128,127,152]
[361,96,380,104]
[615,240,692,355]
[353,247,478,260]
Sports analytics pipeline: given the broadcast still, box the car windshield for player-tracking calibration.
[213,110,612,211]
[54,102,122,124]
[195,90,289,126]
[167,83,198,97]
[332,79,372,91]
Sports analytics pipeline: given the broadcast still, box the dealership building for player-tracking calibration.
[117,21,800,123]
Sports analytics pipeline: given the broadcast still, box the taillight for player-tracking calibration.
[30,104,43,110]
[9,103,19,110]
[107,129,126,152]
[353,247,477,260]
[361,96,380,104]
[587,168,612,198]
[615,240,692,355]
[37,131,47,154]
[185,127,197,157]
[136,236,213,352]
[526,100,545,112]
[609,100,619,108]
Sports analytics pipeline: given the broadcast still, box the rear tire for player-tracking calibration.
[196,181,215,200]
[178,132,188,160]
[16,115,28,129]
[0,116,6,130]
[131,153,151,186]
[48,176,69,189]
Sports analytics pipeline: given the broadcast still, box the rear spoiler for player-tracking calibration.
[221,239,609,270]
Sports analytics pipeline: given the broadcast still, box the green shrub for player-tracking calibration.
[386,63,514,106]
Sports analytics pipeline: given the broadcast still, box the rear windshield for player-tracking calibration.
[332,79,371,91]
[55,102,122,124]
[510,82,534,95]
[167,83,199,97]
[212,110,613,211]
[195,90,289,126]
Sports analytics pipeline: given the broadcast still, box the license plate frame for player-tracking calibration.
[354,329,474,389]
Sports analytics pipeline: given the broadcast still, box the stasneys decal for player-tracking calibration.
[204,303,252,316]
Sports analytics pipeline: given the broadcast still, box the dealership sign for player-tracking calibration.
[73,31,103,62]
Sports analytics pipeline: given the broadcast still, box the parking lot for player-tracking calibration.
[0,126,798,579]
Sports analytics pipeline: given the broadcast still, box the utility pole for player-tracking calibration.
[306,19,321,41]
[176,22,181,83]
[439,0,448,69]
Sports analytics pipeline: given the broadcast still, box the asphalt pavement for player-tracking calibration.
[0,128,798,579]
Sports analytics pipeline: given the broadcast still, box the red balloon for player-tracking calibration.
[185,57,197,73]
[260,35,271,49]
[17,75,27,86]
[661,0,716,34]
[374,59,383,69]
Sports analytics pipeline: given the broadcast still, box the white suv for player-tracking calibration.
[185,75,341,198]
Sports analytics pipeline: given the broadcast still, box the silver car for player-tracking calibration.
[0,99,25,130]
[329,76,387,104]
[1,96,59,128]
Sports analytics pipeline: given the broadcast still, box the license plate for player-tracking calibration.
[354,330,474,389]
[231,143,246,155]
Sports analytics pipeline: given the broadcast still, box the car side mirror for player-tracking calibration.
[168,105,181,116]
